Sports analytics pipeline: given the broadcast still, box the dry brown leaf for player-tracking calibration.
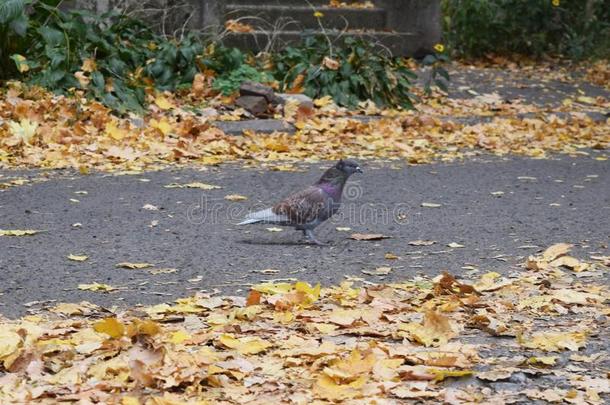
[117,262,154,269]
[542,243,573,262]
[350,233,391,241]
[400,310,458,347]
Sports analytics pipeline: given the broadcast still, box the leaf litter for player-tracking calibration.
[0,244,607,403]
[0,77,607,173]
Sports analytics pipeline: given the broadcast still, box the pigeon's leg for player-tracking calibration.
[304,229,326,246]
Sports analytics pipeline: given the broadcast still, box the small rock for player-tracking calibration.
[236,96,268,116]
[240,81,276,103]
[509,372,528,384]
[275,93,314,110]
[197,107,218,118]
[129,117,145,128]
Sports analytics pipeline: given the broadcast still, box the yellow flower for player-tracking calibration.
[313,11,324,18]
[434,43,445,53]
[552,0,560,6]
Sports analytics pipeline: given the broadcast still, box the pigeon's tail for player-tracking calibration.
[237,208,287,225]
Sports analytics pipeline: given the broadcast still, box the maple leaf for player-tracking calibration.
[518,331,587,352]
[0,330,21,363]
[93,318,125,338]
[78,282,116,292]
[218,334,272,355]
[150,117,173,135]
[154,94,174,110]
[8,119,38,144]
[400,310,458,347]
[314,374,367,401]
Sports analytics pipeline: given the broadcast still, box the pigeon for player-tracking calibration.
[238,159,363,245]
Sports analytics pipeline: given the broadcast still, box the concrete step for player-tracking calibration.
[225,5,386,30]
[222,29,423,57]
[227,0,331,5]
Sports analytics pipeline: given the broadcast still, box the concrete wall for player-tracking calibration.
[377,0,441,52]
[63,0,205,35]
[66,0,440,54]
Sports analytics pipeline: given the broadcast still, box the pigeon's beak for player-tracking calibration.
[356,166,363,174]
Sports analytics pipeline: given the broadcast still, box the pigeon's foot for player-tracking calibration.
[304,229,328,246]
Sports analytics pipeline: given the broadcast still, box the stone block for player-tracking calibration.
[236,96,268,116]
[239,81,277,103]
[275,93,314,110]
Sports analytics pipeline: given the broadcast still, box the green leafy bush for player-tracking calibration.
[0,0,61,80]
[273,35,417,109]
[3,5,428,112]
[0,0,28,79]
[4,4,203,112]
[443,0,610,59]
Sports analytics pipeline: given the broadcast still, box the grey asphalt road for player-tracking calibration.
[447,66,610,108]
[0,155,608,318]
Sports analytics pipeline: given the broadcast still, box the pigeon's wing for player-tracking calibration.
[273,186,329,225]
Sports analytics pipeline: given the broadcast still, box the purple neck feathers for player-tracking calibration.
[316,167,348,198]
[318,182,343,198]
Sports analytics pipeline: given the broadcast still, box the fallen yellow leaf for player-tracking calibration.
[78,283,116,292]
[518,331,587,352]
[154,95,174,110]
[0,330,21,360]
[0,229,40,236]
[121,397,140,405]
[224,194,248,201]
[93,317,125,338]
[526,356,558,366]
[169,330,191,344]
[542,243,573,262]
[314,374,366,401]
[150,117,173,135]
[400,310,458,347]
[68,254,89,262]
[218,334,272,355]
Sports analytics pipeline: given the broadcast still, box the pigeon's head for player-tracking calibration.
[336,159,363,176]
